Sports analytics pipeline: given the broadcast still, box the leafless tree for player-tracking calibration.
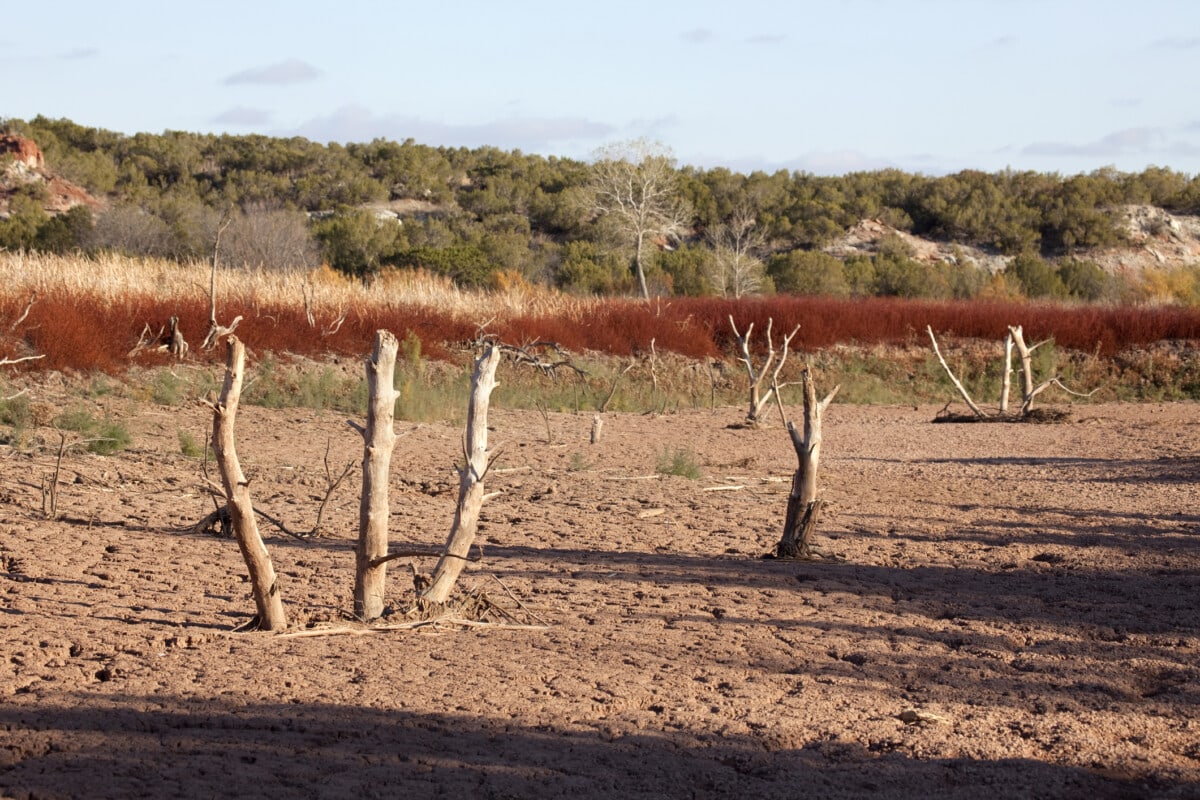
[587,139,692,299]
[223,206,321,272]
[87,204,173,257]
[707,206,768,298]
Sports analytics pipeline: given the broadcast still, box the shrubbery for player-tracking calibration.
[8,114,1200,304]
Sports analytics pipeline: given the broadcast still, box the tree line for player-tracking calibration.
[3,115,1199,302]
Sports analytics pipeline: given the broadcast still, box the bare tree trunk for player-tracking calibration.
[421,345,502,605]
[999,330,1014,416]
[776,368,839,559]
[350,330,400,622]
[208,335,287,631]
[1008,325,1049,415]
[1008,325,1098,413]
[634,232,650,300]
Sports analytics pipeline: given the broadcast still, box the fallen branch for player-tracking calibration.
[498,339,587,379]
[0,354,45,367]
[277,617,550,638]
[926,325,985,418]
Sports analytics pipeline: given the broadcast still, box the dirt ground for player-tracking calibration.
[1,393,1198,799]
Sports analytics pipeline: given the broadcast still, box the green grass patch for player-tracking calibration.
[177,428,209,459]
[53,406,132,455]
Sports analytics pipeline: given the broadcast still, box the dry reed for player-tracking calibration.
[0,251,594,322]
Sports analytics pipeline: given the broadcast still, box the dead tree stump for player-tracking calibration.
[776,367,839,559]
[421,345,502,605]
[350,330,400,622]
[207,335,287,631]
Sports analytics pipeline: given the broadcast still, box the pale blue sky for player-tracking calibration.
[5,0,1200,176]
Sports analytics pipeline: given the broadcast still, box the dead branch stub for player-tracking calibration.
[729,315,799,427]
[201,216,242,350]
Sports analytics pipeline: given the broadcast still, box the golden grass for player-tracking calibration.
[0,251,594,323]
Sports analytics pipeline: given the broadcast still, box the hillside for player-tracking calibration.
[4,118,1200,300]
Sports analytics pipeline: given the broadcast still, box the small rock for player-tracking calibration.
[898,708,948,725]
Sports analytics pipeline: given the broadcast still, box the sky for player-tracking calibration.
[5,0,1200,177]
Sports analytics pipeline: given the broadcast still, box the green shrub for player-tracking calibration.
[243,356,365,412]
[0,392,32,446]
[656,446,702,479]
[767,250,848,296]
[178,429,207,458]
[53,406,131,455]
[1009,252,1067,299]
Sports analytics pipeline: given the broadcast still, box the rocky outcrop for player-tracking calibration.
[0,135,101,217]
[824,218,1012,273]
[824,207,1200,275]
[0,135,45,170]
[1087,205,1200,274]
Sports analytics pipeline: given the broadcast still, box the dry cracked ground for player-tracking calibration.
[1,391,1198,799]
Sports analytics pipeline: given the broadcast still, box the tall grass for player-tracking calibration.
[2,251,1199,392]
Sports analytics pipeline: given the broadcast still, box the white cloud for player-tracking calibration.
[58,47,98,60]
[685,148,900,176]
[1148,36,1200,50]
[224,59,320,86]
[1023,127,1166,157]
[681,28,714,44]
[212,106,272,126]
[289,104,617,152]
